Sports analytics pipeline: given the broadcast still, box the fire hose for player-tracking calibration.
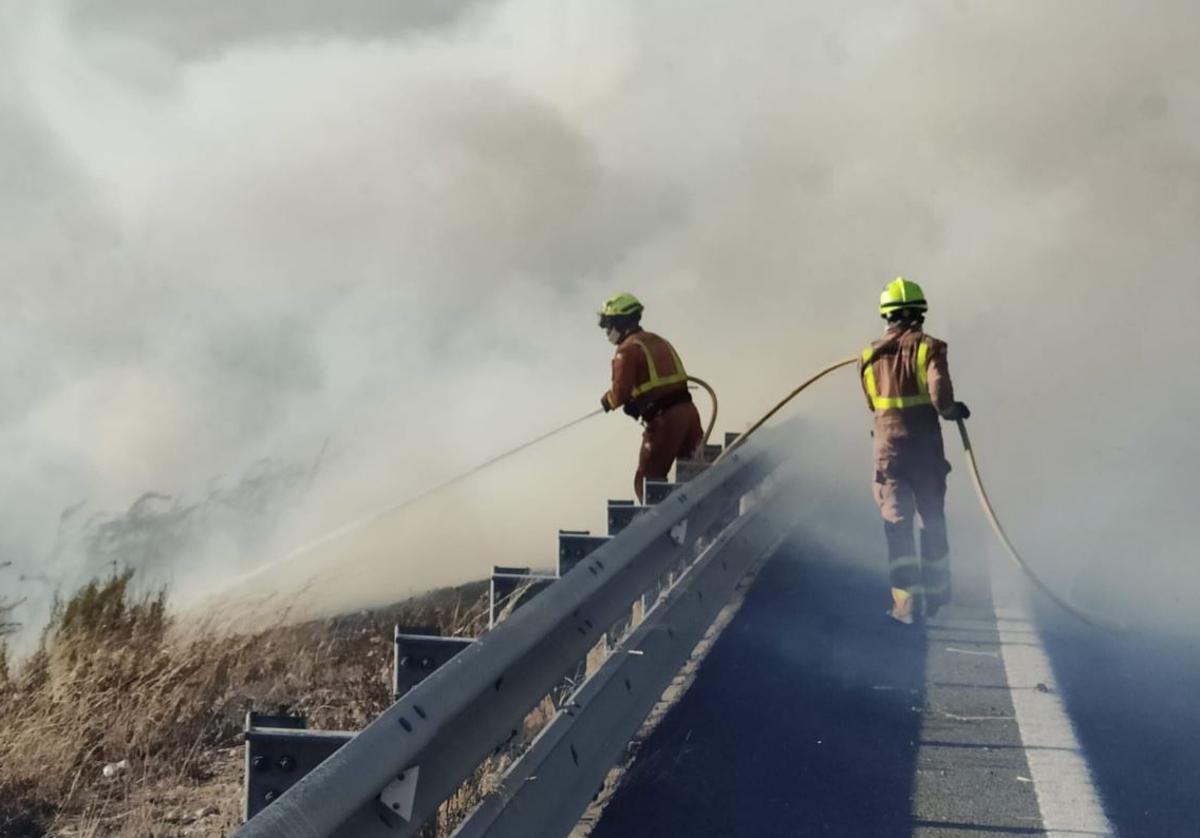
[687,376,720,448]
[717,356,1121,632]
[236,376,722,582]
[954,418,1122,631]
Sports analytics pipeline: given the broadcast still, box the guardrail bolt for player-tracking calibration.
[252,755,269,772]
[278,755,296,773]
[264,790,278,803]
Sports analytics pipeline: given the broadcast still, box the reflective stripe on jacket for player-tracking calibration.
[604,330,689,410]
[859,327,955,417]
[862,340,931,410]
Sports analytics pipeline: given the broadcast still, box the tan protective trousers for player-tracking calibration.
[636,402,703,502]
[872,429,951,608]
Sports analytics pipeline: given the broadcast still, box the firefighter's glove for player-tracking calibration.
[623,401,641,419]
[601,394,615,413]
[944,402,971,421]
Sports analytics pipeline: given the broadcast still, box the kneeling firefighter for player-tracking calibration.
[598,293,703,502]
[860,278,970,625]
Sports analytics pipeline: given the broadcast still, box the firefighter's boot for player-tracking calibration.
[888,587,916,625]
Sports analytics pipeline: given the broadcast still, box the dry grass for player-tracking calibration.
[0,572,489,837]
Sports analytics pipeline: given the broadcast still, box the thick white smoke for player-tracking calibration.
[2,1,1197,639]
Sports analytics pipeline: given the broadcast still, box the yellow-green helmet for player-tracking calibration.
[879,277,928,316]
[599,292,644,318]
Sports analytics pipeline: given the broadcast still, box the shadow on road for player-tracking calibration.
[1038,607,1200,838]
[593,533,925,838]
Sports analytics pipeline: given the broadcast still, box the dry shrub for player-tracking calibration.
[1,598,18,640]
[0,572,489,837]
[1,574,19,685]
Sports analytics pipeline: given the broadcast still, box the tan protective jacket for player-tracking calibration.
[603,329,689,412]
[859,326,955,437]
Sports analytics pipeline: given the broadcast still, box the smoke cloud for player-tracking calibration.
[2,1,1196,640]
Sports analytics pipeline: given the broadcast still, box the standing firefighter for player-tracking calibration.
[860,278,970,624]
[599,293,703,502]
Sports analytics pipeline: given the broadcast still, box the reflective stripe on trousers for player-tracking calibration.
[875,455,951,605]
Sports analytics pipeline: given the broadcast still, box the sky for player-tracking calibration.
[2,0,1197,641]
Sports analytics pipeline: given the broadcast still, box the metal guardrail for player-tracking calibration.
[453,471,797,838]
[237,424,796,838]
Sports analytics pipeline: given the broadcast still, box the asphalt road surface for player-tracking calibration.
[591,532,1198,837]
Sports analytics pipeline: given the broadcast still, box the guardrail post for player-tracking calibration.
[606,500,646,536]
[643,479,680,506]
[557,531,610,577]
[490,567,555,628]
[676,442,723,483]
[394,626,476,699]
[243,714,354,822]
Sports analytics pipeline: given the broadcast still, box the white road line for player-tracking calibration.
[990,562,1117,838]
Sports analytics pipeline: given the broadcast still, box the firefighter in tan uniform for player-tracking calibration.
[598,293,703,502]
[860,278,970,624]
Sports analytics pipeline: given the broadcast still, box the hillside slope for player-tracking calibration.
[0,573,488,837]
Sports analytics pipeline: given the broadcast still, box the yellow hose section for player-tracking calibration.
[707,353,1121,633]
[686,376,719,448]
[954,419,1124,633]
[713,356,858,464]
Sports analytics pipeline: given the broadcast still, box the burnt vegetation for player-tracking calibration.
[0,572,488,837]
